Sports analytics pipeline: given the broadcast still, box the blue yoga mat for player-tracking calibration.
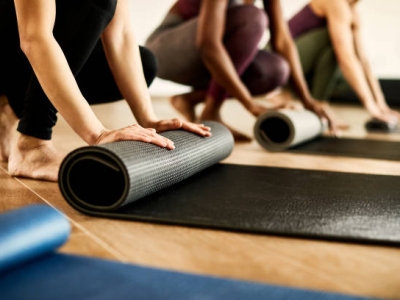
[0,205,373,300]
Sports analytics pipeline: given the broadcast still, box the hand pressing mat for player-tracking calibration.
[59,121,234,211]
[1,205,370,300]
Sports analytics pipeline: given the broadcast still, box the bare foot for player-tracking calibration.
[8,134,66,182]
[0,95,18,161]
[170,90,206,122]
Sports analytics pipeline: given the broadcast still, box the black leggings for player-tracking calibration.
[0,0,157,140]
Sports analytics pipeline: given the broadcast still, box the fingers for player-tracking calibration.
[372,113,397,126]
[97,118,213,151]
[154,118,212,137]
[313,103,344,138]
[97,124,175,150]
[248,103,269,117]
[181,122,212,137]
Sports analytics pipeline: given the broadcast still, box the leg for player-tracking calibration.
[8,0,119,181]
[202,5,269,116]
[77,43,158,105]
[0,0,27,162]
[294,28,339,100]
[145,13,210,121]
[200,5,268,141]
[145,14,210,88]
[241,50,290,96]
[311,46,341,100]
[0,94,18,161]
[169,90,207,122]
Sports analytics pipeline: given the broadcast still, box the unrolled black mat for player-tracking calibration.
[288,136,400,161]
[61,161,400,245]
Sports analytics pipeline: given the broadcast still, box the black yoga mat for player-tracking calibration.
[59,121,400,246]
[288,136,400,161]
[61,162,400,246]
[2,205,372,300]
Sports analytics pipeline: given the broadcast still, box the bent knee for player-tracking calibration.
[139,46,158,87]
[274,56,290,87]
[227,5,269,36]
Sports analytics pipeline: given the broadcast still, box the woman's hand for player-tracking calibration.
[363,101,398,126]
[94,124,176,150]
[304,99,349,137]
[247,99,300,117]
[145,118,212,137]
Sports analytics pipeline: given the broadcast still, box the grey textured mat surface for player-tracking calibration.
[64,163,400,245]
[59,121,234,211]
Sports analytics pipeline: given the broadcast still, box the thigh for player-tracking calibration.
[145,13,209,89]
[294,27,332,75]
[77,43,157,105]
[242,50,290,95]
[76,40,121,104]
[0,0,30,116]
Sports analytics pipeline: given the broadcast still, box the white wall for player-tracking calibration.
[128,0,400,96]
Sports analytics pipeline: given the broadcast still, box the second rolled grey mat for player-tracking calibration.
[59,121,234,212]
[254,109,324,151]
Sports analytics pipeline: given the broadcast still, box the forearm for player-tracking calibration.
[101,32,159,126]
[338,55,376,108]
[23,37,104,144]
[362,62,387,106]
[200,43,253,108]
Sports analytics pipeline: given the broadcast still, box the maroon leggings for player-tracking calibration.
[146,5,290,103]
[207,5,290,102]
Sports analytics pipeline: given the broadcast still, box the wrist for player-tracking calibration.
[137,116,159,129]
[82,125,107,145]
[301,96,316,110]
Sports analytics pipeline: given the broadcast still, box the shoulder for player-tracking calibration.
[316,0,352,19]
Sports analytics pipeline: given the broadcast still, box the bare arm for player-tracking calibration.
[196,0,262,115]
[100,0,211,136]
[321,0,396,122]
[264,0,344,133]
[101,0,158,126]
[263,0,314,107]
[14,0,104,144]
[352,11,389,110]
[14,0,209,149]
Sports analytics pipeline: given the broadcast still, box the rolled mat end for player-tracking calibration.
[59,121,234,212]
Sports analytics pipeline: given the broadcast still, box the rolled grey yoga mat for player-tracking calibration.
[59,121,234,212]
[254,109,324,151]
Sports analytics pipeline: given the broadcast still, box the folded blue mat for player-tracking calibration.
[0,205,374,300]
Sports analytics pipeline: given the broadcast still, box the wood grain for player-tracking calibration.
[2,98,400,299]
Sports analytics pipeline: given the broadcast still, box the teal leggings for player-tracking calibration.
[294,27,350,100]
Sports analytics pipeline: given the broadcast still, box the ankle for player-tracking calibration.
[15,134,51,152]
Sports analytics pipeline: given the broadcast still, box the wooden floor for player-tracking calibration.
[1,97,400,299]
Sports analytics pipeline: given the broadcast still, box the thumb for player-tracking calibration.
[155,119,184,132]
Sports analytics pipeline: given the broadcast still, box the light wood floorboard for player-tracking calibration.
[2,97,400,299]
